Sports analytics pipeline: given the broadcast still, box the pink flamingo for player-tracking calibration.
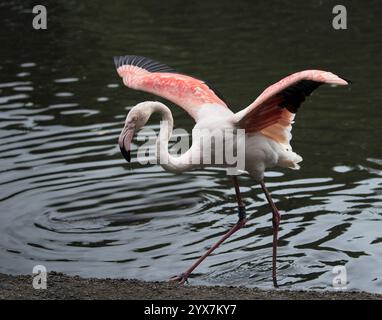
[114,55,349,287]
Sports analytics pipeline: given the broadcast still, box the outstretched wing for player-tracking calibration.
[114,55,229,121]
[235,70,349,145]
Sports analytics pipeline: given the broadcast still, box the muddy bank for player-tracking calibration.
[0,272,381,300]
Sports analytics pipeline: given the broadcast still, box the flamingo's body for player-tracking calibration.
[114,55,349,286]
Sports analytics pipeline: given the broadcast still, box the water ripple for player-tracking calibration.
[0,0,382,292]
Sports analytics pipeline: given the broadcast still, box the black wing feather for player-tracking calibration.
[113,55,176,74]
[279,80,322,113]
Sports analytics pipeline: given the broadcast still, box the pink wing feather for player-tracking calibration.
[235,70,349,145]
[114,56,228,121]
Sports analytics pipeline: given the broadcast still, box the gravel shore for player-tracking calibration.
[0,272,381,300]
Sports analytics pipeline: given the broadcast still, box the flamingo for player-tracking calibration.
[114,55,349,287]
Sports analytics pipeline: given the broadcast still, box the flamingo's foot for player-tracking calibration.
[168,273,189,285]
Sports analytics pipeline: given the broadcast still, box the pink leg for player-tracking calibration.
[169,176,246,284]
[260,180,281,288]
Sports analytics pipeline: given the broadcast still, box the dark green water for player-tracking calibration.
[0,0,381,292]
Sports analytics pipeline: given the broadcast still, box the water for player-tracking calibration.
[1,0,382,293]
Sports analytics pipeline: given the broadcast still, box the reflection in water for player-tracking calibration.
[0,1,382,293]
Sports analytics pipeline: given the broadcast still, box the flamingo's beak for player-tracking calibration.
[118,126,135,162]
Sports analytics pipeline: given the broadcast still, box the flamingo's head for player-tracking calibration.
[118,102,152,162]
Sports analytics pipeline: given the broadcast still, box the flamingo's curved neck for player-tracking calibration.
[148,102,194,173]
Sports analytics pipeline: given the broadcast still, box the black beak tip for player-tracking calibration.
[120,147,131,162]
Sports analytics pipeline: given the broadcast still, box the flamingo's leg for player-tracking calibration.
[169,176,246,285]
[259,180,281,288]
